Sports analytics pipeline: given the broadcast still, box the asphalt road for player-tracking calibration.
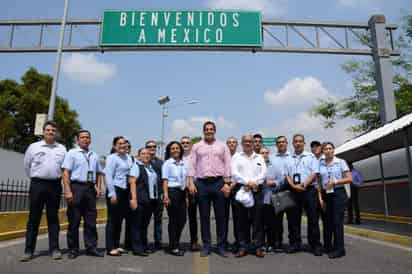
[1,219,412,274]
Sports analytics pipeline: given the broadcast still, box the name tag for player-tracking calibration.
[87,171,94,183]
[293,173,301,185]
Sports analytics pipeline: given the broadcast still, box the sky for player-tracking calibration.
[1,0,411,156]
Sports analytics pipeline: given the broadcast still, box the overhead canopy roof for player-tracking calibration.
[335,113,412,163]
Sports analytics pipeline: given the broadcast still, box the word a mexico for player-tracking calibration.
[0,2,412,274]
[100,10,262,47]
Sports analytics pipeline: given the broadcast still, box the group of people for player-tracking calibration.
[21,119,357,262]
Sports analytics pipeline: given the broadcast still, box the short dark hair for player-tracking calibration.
[276,136,287,143]
[43,120,57,130]
[322,141,335,149]
[310,140,321,148]
[293,134,305,142]
[253,134,263,140]
[76,129,91,138]
[164,141,184,160]
[203,121,216,132]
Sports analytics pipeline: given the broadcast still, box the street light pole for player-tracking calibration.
[157,97,199,159]
[48,0,69,120]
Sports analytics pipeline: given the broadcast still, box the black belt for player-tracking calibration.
[199,176,223,183]
[31,177,61,183]
[71,180,95,186]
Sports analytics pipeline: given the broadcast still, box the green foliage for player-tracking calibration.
[0,68,81,152]
[312,15,412,133]
[191,136,202,144]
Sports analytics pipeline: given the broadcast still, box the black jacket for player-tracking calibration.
[136,163,162,204]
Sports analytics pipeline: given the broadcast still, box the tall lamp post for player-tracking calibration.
[157,96,199,158]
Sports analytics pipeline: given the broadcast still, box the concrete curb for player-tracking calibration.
[360,212,412,224]
[0,208,107,241]
[344,224,412,247]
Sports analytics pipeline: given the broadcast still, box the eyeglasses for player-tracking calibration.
[181,142,190,145]
[146,145,157,149]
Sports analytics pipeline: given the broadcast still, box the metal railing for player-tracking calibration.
[0,178,106,212]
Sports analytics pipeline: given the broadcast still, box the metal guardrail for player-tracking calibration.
[0,179,106,212]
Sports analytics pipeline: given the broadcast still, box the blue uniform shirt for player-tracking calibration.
[145,165,158,199]
[290,151,318,185]
[129,161,140,178]
[319,157,350,189]
[62,148,101,183]
[351,168,363,186]
[162,158,188,190]
[264,151,292,204]
[104,153,133,198]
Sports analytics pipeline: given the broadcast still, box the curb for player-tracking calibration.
[344,224,412,247]
[360,212,412,225]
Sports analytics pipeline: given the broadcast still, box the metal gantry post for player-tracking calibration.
[47,0,69,120]
[368,15,397,124]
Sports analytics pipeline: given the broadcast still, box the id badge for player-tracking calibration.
[87,171,94,183]
[293,173,301,185]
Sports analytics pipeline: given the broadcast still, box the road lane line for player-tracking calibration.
[192,252,210,274]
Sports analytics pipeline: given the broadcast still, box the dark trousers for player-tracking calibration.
[223,195,231,246]
[324,188,348,252]
[153,199,163,245]
[196,178,226,249]
[295,186,322,248]
[232,189,264,250]
[105,186,129,251]
[124,208,132,250]
[166,188,187,249]
[231,194,241,248]
[130,200,157,253]
[263,204,284,247]
[347,184,360,223]
[25,179,61,254]
[67,182,98,251]
[187,192,199,244]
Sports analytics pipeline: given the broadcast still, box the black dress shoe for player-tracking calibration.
[216,248,228,258]
[68,250,78,259]
[169,248,184,256]
[200,247,211,257]
[286,245,301,254]
[133,251,149,257]
[313,246,323,256]
[273,243,284,253]
[328,250,346,259]
[86,249,104,257]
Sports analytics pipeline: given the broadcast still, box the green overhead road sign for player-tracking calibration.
[262,137,276,147]
[100,10,262,47]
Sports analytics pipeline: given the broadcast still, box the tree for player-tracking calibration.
[312,15,412,133]
[0,67,81,152]
[191,136,202,144]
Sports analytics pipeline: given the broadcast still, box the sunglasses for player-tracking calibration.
[146,145,157,148]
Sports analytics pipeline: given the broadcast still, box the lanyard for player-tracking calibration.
[294,154,304,174]
[81,150,91,170]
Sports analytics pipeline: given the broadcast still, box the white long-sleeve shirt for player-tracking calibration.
[231,151,266,185]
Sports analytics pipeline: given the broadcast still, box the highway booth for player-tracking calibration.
[335,113,412,217]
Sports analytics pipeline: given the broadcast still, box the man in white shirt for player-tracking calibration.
[231,134,267,258]
[21,121,66,262]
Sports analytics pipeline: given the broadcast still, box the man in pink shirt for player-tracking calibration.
[188,121,232,257]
